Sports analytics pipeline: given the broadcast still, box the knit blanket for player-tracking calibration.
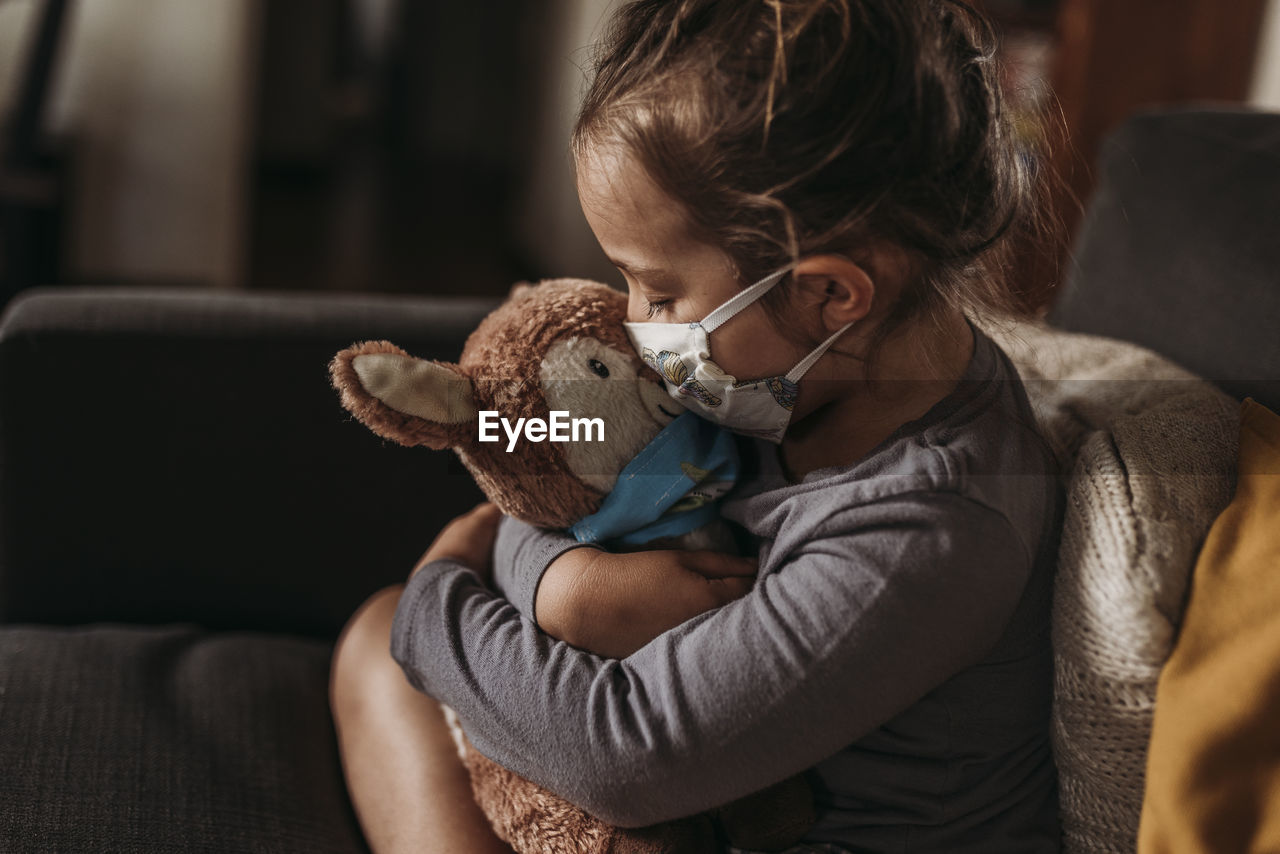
[985,321,1240,854]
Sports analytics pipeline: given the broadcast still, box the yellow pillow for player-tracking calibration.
[1138,398,1280,853]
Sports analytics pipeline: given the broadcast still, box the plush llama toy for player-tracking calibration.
[330,278,814,854]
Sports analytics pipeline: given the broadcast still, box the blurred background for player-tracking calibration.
[0,0,1278,312]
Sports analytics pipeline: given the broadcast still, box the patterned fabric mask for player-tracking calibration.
[624,268,854,443]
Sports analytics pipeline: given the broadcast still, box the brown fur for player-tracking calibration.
[329,279,633,528]
[330,340,472,450]
[460,730,718,854]
[455,279,638,527]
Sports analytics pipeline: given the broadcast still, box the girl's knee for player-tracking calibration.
[332,584,405,695]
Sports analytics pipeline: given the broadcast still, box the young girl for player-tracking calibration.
[331,1,1063,852]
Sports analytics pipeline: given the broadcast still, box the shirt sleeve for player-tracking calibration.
[390,491,1033,828]
[490,515,603,622]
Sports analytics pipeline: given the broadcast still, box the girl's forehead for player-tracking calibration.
[578,152,664,215]
[576,147,694,261]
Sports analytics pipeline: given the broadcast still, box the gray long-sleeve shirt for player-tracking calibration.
[391,320,1063,852]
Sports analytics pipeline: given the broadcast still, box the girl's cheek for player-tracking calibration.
[712,318,789,378]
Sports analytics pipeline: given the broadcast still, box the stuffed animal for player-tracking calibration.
[330,278,814,854]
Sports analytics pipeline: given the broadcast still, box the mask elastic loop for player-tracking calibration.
[784,321,855,383]
[699,268,791,333]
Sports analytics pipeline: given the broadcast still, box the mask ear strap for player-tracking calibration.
[700,268,790,333]
[785,322,855,382]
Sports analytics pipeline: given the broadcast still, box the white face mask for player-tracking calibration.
[624,268,854,444]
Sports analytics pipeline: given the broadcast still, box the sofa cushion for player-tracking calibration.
[988,321,1239,854]
[1048,107,1280,412]
[0,625,366,853]
[1137,399,1280,853]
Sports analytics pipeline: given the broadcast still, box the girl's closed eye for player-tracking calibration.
[644,299,673,318]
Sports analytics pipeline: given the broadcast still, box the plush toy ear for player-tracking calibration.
[330,341,476,450]
[507,281,537,302]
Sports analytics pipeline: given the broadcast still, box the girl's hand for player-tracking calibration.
[411,502,504,583]
[535,547,758,659]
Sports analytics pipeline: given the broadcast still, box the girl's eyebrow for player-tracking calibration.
[608,258,678,285]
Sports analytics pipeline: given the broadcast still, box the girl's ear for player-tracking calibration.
[330,341,477,450]
[791,254,876,331]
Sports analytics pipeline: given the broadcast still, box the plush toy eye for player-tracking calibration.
[588,358,610,378]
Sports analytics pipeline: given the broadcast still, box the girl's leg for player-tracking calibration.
[331,584,514,854]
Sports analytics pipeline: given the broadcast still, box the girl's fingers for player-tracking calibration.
[707,576,755,604]
[684,549,758,579]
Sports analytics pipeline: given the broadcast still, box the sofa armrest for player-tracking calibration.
[0,287,498,637]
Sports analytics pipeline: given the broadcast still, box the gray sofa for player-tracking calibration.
[1,107,1277,852]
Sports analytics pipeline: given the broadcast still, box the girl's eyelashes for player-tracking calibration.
[644,299,673,318]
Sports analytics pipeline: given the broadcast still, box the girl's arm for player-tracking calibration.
[392,492,1032,827]
[489,515,594,620]
[491,515,758,658]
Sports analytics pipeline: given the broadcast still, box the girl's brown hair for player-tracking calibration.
[573,0,1055,365]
